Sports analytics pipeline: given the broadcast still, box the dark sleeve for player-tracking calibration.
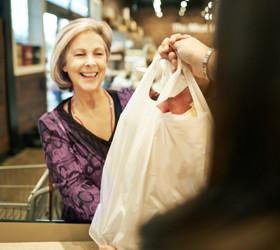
[38,113,100,221]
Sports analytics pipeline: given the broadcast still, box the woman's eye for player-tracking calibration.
[95,52,104,56]
[74,53,85,57]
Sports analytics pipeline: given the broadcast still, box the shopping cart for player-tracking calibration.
[0,164,62,221]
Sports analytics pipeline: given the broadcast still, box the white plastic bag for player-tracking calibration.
[89,55,213,250]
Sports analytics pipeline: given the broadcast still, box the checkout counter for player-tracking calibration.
[0,221,98,249]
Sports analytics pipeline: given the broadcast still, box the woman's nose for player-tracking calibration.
[84,56,97,66]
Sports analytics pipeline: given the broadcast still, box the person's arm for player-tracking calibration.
[38,114,100,221]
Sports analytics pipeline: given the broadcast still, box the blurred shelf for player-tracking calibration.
[14,64,46,76]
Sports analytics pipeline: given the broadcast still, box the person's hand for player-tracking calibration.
[99,245,117,250]
[174,36,211,79]
[159,34,212,79]
[158,33,190,71]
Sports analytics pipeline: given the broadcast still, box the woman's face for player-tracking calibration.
[63,30,107,93]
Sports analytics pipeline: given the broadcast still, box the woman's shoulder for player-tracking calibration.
[39,98,70,124]
[38,109,60,131]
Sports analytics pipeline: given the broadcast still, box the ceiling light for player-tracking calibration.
[180,1,187,8]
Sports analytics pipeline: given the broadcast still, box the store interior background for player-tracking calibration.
[0,0,214,222]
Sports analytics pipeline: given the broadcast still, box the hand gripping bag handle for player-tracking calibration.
[132,53,211,117]
[156,57,188,104]
[157,57,212,116]
[134,54,186,104]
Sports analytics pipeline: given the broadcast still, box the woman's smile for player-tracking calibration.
[80,72,98,78]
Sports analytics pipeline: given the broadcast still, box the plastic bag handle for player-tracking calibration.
[135,54,175,101]
[156,58,186,104]
[182,65,211,114]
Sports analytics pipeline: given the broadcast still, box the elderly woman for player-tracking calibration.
[38,18,133,222]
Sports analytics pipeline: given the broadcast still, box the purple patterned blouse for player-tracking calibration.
[38,89,133,222]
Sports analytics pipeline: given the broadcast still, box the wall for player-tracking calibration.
[15,73,47,136]
[0,19,10,155]
[132,8,214,47]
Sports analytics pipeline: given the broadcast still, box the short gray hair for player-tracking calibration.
[50,18,112,90]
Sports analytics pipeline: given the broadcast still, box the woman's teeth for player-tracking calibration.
[81,72,97,77]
